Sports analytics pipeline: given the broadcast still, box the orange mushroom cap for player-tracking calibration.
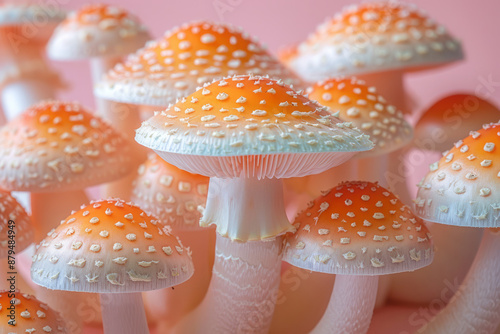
[131,153,209,230]
[0,101,137,192]
[0,189,33,257]
[415,94,500,152]
[415,122,500,227]
[284,181,433,275]
[288,2,463,80]
[31,198,194,293]
[308,77,413,157]
[136,75,373,178]
[0,290,67,333]
[95,21,303,106]
[48,4,150,60]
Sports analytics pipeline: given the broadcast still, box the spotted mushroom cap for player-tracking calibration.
[284,181,433,275]
[136,75,373,179]
[30,199,194,293]
[0,3,66,44]
[0,189,33,258]
[47,4,150,60]
[415,122,500,227]
[415,94,500,152]
[308,77,413,157]
[0,101,137,193]
[287,2,464,81]
[95,21,304,106]
[131,153,209,230]
[0,290,67,334]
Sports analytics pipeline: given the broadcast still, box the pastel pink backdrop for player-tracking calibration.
[52,0,500,196]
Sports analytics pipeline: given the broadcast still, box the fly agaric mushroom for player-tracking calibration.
[0,290,67,333]
[47,4,151,135]
[0,101,137,242]
[30,198,194,334]
[413,122,500,333]
[95,21,304,110]
[286,2,463,111]
[136,75,373,333]
[284,181,433,333]
[132,153,213,327]
[0,2,66,123]
[389,95,499,306]
[289,77,412,199]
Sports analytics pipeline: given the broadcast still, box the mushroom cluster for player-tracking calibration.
[0,1,495,334]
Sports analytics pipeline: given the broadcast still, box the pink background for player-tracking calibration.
[52,0,500,196]
[54,0,500,110]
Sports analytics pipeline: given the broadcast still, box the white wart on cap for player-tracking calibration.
[284,181,434,275]
[31,199,194,293]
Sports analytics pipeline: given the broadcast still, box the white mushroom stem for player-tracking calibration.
[1,79,56,122]
[101,292,149,334]
[174,176,288,333]
[90,57,146,200]
[30,189,88,242]
[311,275,379,334]
[177,234,283,333]
[357,70,414,206]
[417,229,500,334]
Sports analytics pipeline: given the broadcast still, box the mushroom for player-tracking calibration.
[30,198,193,334]
[289,77,412,199]
[0,290,67,333]
[284,181,434,333]
[95,21,304,113]
[0,2,66,123]
[0,101,137,242]
[136,75,373,332]
[0,189,34,293]
[131,153,213,327]
[414,122,500,333]
[389,95,499,306]
[285,2,464,205]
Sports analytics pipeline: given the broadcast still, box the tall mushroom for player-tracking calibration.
[131,153,213,327]
[414,122,500,333]
[30,198,194,334]
[136,75,373,332]
[284,181,434,333]
[0,290,67,333]
[284,2,464,205]
[0,2,66,123]
[0,101,137,242]
[389,94,499,305]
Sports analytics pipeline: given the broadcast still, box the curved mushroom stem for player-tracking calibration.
[176,234,283,334]
[31,189,88,242]
[143,228,215,328]
[1,79,57,122]
[100,292,149,334]
[311,275,379,334]
[417,229,500,334]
